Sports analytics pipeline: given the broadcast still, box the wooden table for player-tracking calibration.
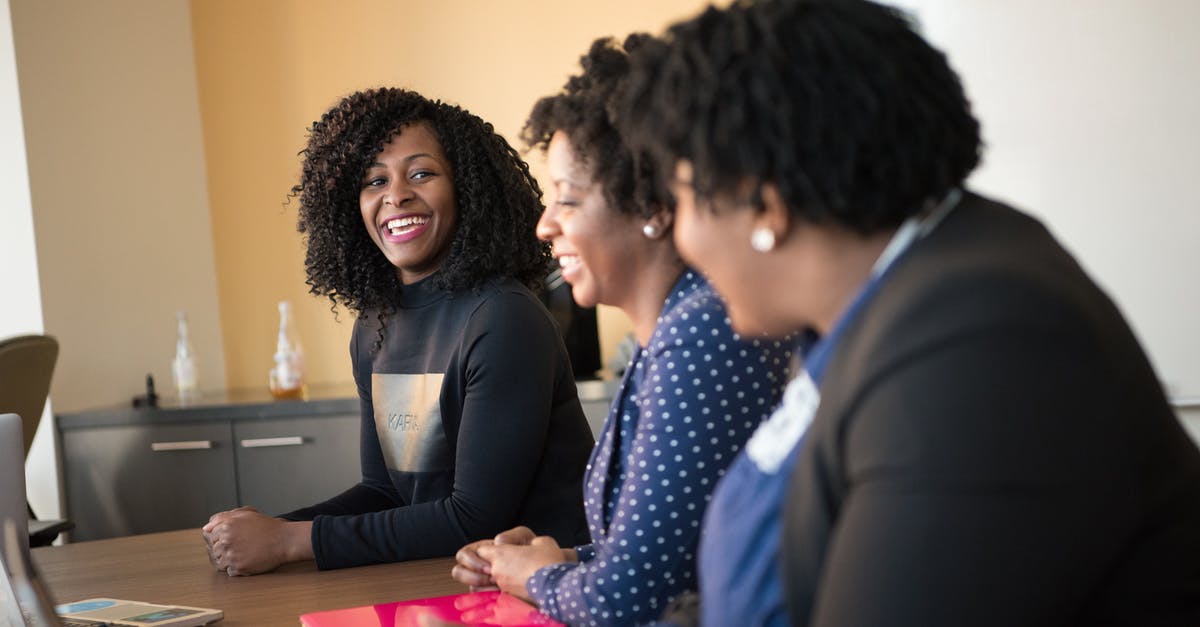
[32,529,463,626]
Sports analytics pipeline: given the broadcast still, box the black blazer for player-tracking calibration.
[782,193,1200,626]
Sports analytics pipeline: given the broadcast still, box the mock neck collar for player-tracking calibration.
[396,273,450,308]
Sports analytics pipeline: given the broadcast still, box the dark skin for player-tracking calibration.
[201,507,313,576]
[203,127,461,577]
[451,526,580,602]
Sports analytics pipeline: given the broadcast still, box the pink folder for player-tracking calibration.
[298,590,564,627]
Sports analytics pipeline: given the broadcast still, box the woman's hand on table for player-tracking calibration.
[201,506,313,576]
[475,534,572,603]
[451,525,537,589]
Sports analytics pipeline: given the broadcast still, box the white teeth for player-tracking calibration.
[386,216,428,234]
[558,255,580,268]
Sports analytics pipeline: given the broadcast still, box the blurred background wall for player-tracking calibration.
[5,0,1198,519]
[6,0,713,519]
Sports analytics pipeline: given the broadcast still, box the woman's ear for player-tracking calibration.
[642,206,675,240]
[753,183,791,249]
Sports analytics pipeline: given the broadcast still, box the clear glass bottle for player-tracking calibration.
[269,300,305,400]
[172,310,198,405]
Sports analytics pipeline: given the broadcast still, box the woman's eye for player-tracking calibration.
[410,170,434,181]
[363,176,386,188]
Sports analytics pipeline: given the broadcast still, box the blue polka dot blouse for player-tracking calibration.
[527,270,794,625]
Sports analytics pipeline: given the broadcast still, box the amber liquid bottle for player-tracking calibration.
[269,301,305,400]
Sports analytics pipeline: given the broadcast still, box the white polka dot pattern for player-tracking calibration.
[526,271,793,625]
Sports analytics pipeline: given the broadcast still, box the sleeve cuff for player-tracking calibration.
[308,514,330,570]
[574,543,596,563]
[527,561,577,619]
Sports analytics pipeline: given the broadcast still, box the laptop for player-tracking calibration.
[0,413,223,627]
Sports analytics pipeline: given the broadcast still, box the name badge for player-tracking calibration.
[745,371,818,474]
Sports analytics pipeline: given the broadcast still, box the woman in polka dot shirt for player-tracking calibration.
[449,35,794,625]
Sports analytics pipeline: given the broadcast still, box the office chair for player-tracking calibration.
[0,333,73,546]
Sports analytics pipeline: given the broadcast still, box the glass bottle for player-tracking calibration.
[269,300,305,400]
[172,310,198,405]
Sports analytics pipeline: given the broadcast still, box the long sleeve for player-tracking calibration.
[292,287,592,570]
[802,327,1133,626]
[528,279,791,625]
[784,198,1200,626]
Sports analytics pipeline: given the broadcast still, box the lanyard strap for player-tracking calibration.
[806,188,962,382]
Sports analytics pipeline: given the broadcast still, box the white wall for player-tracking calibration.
[1178,406,1200,444]
[0,0,58,519]
[892,0,1200,406]
[8,0,227,521]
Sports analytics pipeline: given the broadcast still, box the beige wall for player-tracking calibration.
[8,0,709,517]
[11,0,227,414]
[191,0,712,390]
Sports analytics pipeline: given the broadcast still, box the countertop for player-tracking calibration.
[57,378,620,430]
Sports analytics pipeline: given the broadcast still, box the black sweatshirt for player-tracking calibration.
[282,277,594,569]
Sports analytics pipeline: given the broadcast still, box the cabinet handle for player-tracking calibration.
[150,440,214,452]
[240,436,305,448]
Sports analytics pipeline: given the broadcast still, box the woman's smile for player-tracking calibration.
[381,213,431,243]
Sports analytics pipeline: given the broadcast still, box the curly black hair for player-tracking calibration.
[522,34,671,218]
[292,88,549,315]
[622,0,982,233]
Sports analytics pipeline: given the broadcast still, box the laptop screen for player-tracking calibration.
[0,521,29,627]
[0,413,29,553]
[2,508,62,626]
[2,412,60,626]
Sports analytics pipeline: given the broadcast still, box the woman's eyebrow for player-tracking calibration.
[365,153,440,169]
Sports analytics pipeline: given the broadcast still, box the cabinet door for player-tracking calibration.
[62,422,237,541]
[233,414,360,516]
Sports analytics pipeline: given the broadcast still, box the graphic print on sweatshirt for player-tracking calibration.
[371,373,450,473]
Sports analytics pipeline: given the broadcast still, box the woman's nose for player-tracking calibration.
[383,178,413,207]
[535,205,560,241]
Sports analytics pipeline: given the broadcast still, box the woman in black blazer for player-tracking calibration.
[621,1,1200,625]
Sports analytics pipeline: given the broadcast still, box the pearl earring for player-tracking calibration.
[642,223,661,239]
[750,227,776,252]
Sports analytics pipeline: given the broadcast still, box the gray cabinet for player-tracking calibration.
[58,380,618,541]
[57,386,361,541]
[61,421,238,541]
[233,414,360,516]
